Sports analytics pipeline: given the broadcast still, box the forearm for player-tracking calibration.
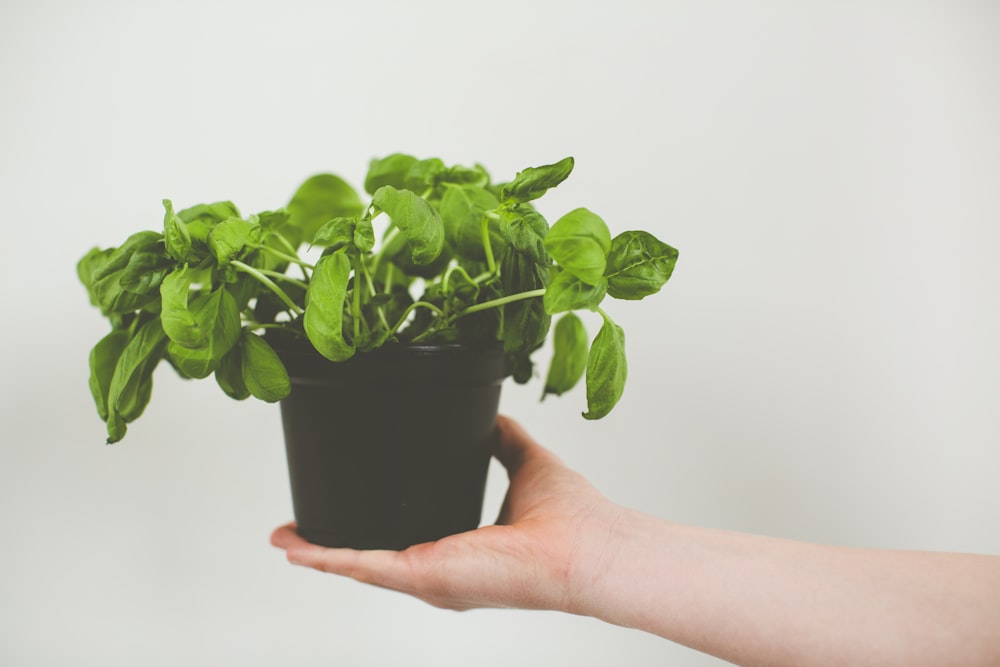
[566,508,1000,667]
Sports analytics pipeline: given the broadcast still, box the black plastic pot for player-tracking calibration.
[273,338,507,550]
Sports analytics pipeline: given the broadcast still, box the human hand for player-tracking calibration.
[272,417,1000,667]
[270,415,623,612]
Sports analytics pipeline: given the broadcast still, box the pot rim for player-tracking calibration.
[267,332,509,386]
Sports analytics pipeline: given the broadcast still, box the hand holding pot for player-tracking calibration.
[271,415,620,612]
[271,416,1000,667]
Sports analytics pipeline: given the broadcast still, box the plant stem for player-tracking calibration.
[351,255,362,341]
[273,233,311,280]
[441,263,476,294]
[370,224,399,276]
[384,262,395,293]
[456,288,546,317]
[480,214,497,274]
[252,268,308,289]
[273,232,299,257]
[360,264,392,331]
[473,270,495,284]
[242,322,293,332]
[231,260,304,316]
[387,301,446,338]
[259,245,315,271]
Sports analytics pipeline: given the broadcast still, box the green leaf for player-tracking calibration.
[312,217,357,250]
[175,201,241,251]
[88,330,129,422]
[441,163,490,188]
[92,276,155,315]
[381,234,452,279]
[165,287,241,378]
[403,158,445,193]
[118,250,172,295]
[90,231,163,283]
[365,153,418,195]
[177,201,241,225]
[439,185,504,262]
[509,353,534,384]
[605,231,679,300]
[241,330,291,402]
[543,207,612,285]
[583,311,627,420]
[106,410,127,444]
[500,157,574,203]
[77,247,113,302]
[163,199,193,261]
[106,319,168,442]
[542,313,588,399]
[499,208,549,263]
[304,252,355,362]
[543,269,607,314]
[287,174,364,246]
[160,266,207,348]
[215,338,250,400]
[373,185,445,266]
[90,231,164,315]
[208,217,253,265]
[354,216,375,253]
[257,209,291,234]
[500,249,550,357]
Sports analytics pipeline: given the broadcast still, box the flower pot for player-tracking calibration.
[273,338,508,550]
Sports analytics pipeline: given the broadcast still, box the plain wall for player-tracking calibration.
[2,1,998,665]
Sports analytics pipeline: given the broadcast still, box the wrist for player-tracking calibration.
[561,503,657,623]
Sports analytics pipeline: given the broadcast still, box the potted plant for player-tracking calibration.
[78,153,678,549]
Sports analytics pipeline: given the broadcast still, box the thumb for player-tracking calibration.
[494,415,562,478]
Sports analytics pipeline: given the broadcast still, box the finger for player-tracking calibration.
[284,540,427,597]
[272,525,419,594]
[270,522,302,549]
[270,522,415,588]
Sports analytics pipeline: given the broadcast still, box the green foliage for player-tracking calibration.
[240,330,291,402]
[364,153,419,195]
[304,252,355,362]
[542,313,588,400]
[604,230,679,300]
[583,311,628,420]
[543,269,607,314]
[499,248,551,382]
[499,208,549,264]
[439,185,504,263]
[544,208,612,285]
[287,174,365,246]
[160,266,206,348]
[104,318,168,443]
[86,231,164,315]
[166,287,241,379]
[372,185,445,266]
[215,341,251,400]
[500,157,575,203]
[79,153,678,442]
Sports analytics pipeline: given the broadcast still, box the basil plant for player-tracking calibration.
[79,154,678,443]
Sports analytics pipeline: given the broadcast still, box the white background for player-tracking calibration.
[2,1,999,665]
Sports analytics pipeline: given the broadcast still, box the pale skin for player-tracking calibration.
[271,416,1000,667]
